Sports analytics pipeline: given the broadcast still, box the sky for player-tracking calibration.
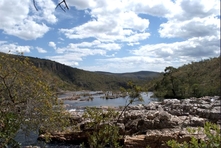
[0,0,220,73]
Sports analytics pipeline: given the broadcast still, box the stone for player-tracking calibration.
[39,95,220,148]
[163,99,180,105]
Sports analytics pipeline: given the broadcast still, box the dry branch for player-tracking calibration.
[33,0,69,12]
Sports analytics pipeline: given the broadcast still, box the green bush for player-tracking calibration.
[82,107,122,148]
[166,122,220,148]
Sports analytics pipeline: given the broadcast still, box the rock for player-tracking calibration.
[125,119,140,135]
[190,116,206,127]
[124,127,206,148]
[144,102,161,110]
[159,111,171,121]
[117,123,125,135]
[24,146,41,148]
[163,99,180,105]
[39,95,220,148]
[124,135,146,148]
[145,110,159,120]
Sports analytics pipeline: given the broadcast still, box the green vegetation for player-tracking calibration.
[81,82,143,148]
[166,122,220,148]
[28,58,159,91]
[0,54,70,147]
[148,57,220,99]
[0,51,219,147]
[0,52,160,91]
[82,107,121,148]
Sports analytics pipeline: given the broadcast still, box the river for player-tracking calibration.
[15,91,158,147]
[61,91,158,110]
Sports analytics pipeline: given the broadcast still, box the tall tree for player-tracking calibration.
[0,54,70,147]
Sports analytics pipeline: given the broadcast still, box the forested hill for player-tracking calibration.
[0,52,160,91]
[149,56,220,99]
[95,71,160,80]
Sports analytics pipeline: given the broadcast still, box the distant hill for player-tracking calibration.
[0,52,160,91]
[149,56,220,99]
[96,71,160,80]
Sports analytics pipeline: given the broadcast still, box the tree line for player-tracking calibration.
[147,57,220,99]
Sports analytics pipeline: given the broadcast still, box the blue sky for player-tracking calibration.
[0,0,220,73]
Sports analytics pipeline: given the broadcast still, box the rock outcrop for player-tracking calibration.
[39,96,220,148]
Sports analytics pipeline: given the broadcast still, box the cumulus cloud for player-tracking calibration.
[0,0,219,73]
[36,47,47,53]
[48,41,56,49]
[47,53,82,67]
[82,56,171,72]
[0,41,31,54]
[127,0,175,17]
[59,1,150,44]
[66,40,121,51]
[159,0,220,39]
[167,0,220,20]
[55,0,220,72]
[0,0,56,40]
[5,20,49,40]
[131,36,220,64]
[159,17,220,39]
[47,42,108,67]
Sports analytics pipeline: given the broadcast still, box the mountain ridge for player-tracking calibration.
[0,52,160,91]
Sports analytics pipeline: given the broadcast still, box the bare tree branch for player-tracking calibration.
[33,0,69,12]
[55,0,69,12]
[33,0,38,11]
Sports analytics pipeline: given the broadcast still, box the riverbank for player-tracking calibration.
[60,91,158,109]
[39,96,220,148]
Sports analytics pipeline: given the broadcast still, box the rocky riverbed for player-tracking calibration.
[39,96,221,148]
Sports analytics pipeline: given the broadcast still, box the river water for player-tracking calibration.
[61,91,158,110]
[16,91,158,147]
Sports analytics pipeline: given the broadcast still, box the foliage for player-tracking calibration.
[0,52,159,91]
[117,81,144,122]
[29,58,158,91]
[0,54,70,147]
[166,122,221,148]
[82,107,121,148]
[149,57,220,98]
[81,82,144,148]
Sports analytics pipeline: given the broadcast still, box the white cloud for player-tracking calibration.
[67,0,109,10]
[60,2,150,44]
[47,53,82,67]
[58,37,64,41]
[73,40,121,51]
[36,47,47,53]
[159,15,220,39]
[131,36,220,62]
[0,0,56,40]
[32,0,57,23]
[60,44,107,56]
[127,0,175,17]
[0,41,31,54]
[0,0,220,73]
[57,0,220,73]
[82,56,171,72]
[159,0,220,39]
[5,19,49,40]
[166,0,220,20]
[47,42,108,67]
[48,41,56,49]
[60,13,150,42]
